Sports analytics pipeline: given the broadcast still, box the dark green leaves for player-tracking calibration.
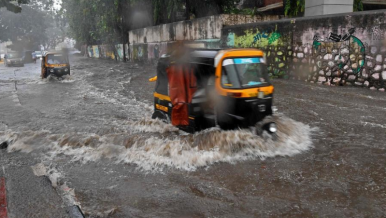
[0,0,29,13]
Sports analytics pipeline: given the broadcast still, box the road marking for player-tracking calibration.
[0,177,8,218]
[11,92,22,107]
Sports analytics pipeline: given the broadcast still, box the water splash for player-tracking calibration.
[0,115,315,171]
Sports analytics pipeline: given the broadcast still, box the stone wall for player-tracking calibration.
[222,10,386,91]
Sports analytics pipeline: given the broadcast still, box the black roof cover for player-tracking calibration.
[155,49,220,95]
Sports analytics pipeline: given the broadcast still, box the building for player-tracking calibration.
[239,0,284,14]
[239,0,386,17]
[363,0,386,10]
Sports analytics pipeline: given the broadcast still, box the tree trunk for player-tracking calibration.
[185,0,190,20]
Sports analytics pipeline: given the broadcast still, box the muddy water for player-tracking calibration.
[0,58,314,171]
[1,57,385,217]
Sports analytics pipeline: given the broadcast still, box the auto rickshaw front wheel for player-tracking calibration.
[152,110,170,124]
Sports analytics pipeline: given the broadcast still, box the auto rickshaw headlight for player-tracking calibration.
[50,69,54,73]
[64,68,69,72]
[268,123,277,133]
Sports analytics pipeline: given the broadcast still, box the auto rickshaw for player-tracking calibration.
[41,51,70,79]
[151,48,277,135]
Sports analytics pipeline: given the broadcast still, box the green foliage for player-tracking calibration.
[0,0,29,13]
[153,0,241,25]
[63,0,141,45]
[0,5,47,48]
[64,0,241,44]
[354,0,363,11]
[284,0,305,17]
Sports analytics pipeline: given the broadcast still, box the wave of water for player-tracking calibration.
[0,115,315,171]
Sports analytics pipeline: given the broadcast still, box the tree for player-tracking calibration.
[354,0,363,11]
[63,0,241,58]
[152,0,240,25]
[62,0,98,46]
[0,5,48,50]
[0,0,68,51]
[284,0,305,17]
[0,0,29,13]
[63,0,152,60]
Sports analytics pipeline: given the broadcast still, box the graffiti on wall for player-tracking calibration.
[148,43,168,62]
[92,46,100,58]
[131,44,147,61]
[234,25,284,48]
[229,26,290,78]
[226,24,385,90]
[88,46,93,58]
[115,44,124,60]
[307,28,367,86]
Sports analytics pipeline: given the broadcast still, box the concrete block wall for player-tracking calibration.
[128,14,279,63]
[222,10,386,91]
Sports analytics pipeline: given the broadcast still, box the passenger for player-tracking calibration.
[32,52,36,63]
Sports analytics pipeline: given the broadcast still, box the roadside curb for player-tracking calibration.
[0,177,8,218]
[66,205,84,218]
[30,163,85,218]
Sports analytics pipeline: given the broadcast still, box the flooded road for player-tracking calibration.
[0,56,385,217]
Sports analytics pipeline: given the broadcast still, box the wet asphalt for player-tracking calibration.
[0,56,385,218]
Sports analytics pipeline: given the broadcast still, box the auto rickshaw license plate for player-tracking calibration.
[258,91,264,99]
[258,105,266,112]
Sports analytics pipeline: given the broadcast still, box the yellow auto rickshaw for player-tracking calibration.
[151,48,277,135]
[41,51,70,79]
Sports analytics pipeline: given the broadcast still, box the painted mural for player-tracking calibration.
[148,43,168,62]
[222,12,386,91]
[87,44,119,60]
[132,44,147,61]
[233,25,285,48]
[231,25,292,78]
[115,44,124,60]
[87,46,93,58]
[92,46,100,58]
[308,28,367,86]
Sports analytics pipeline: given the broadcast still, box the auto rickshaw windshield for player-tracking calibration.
[221,57,270,89]
[47,54,68,65]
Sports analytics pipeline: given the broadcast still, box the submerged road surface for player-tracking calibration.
[0,56,385,217]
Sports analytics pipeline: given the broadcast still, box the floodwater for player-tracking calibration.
[0,56,385,217]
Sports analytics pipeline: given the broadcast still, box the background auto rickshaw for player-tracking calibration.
[151,48,276,135]
[41,51,70,79]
